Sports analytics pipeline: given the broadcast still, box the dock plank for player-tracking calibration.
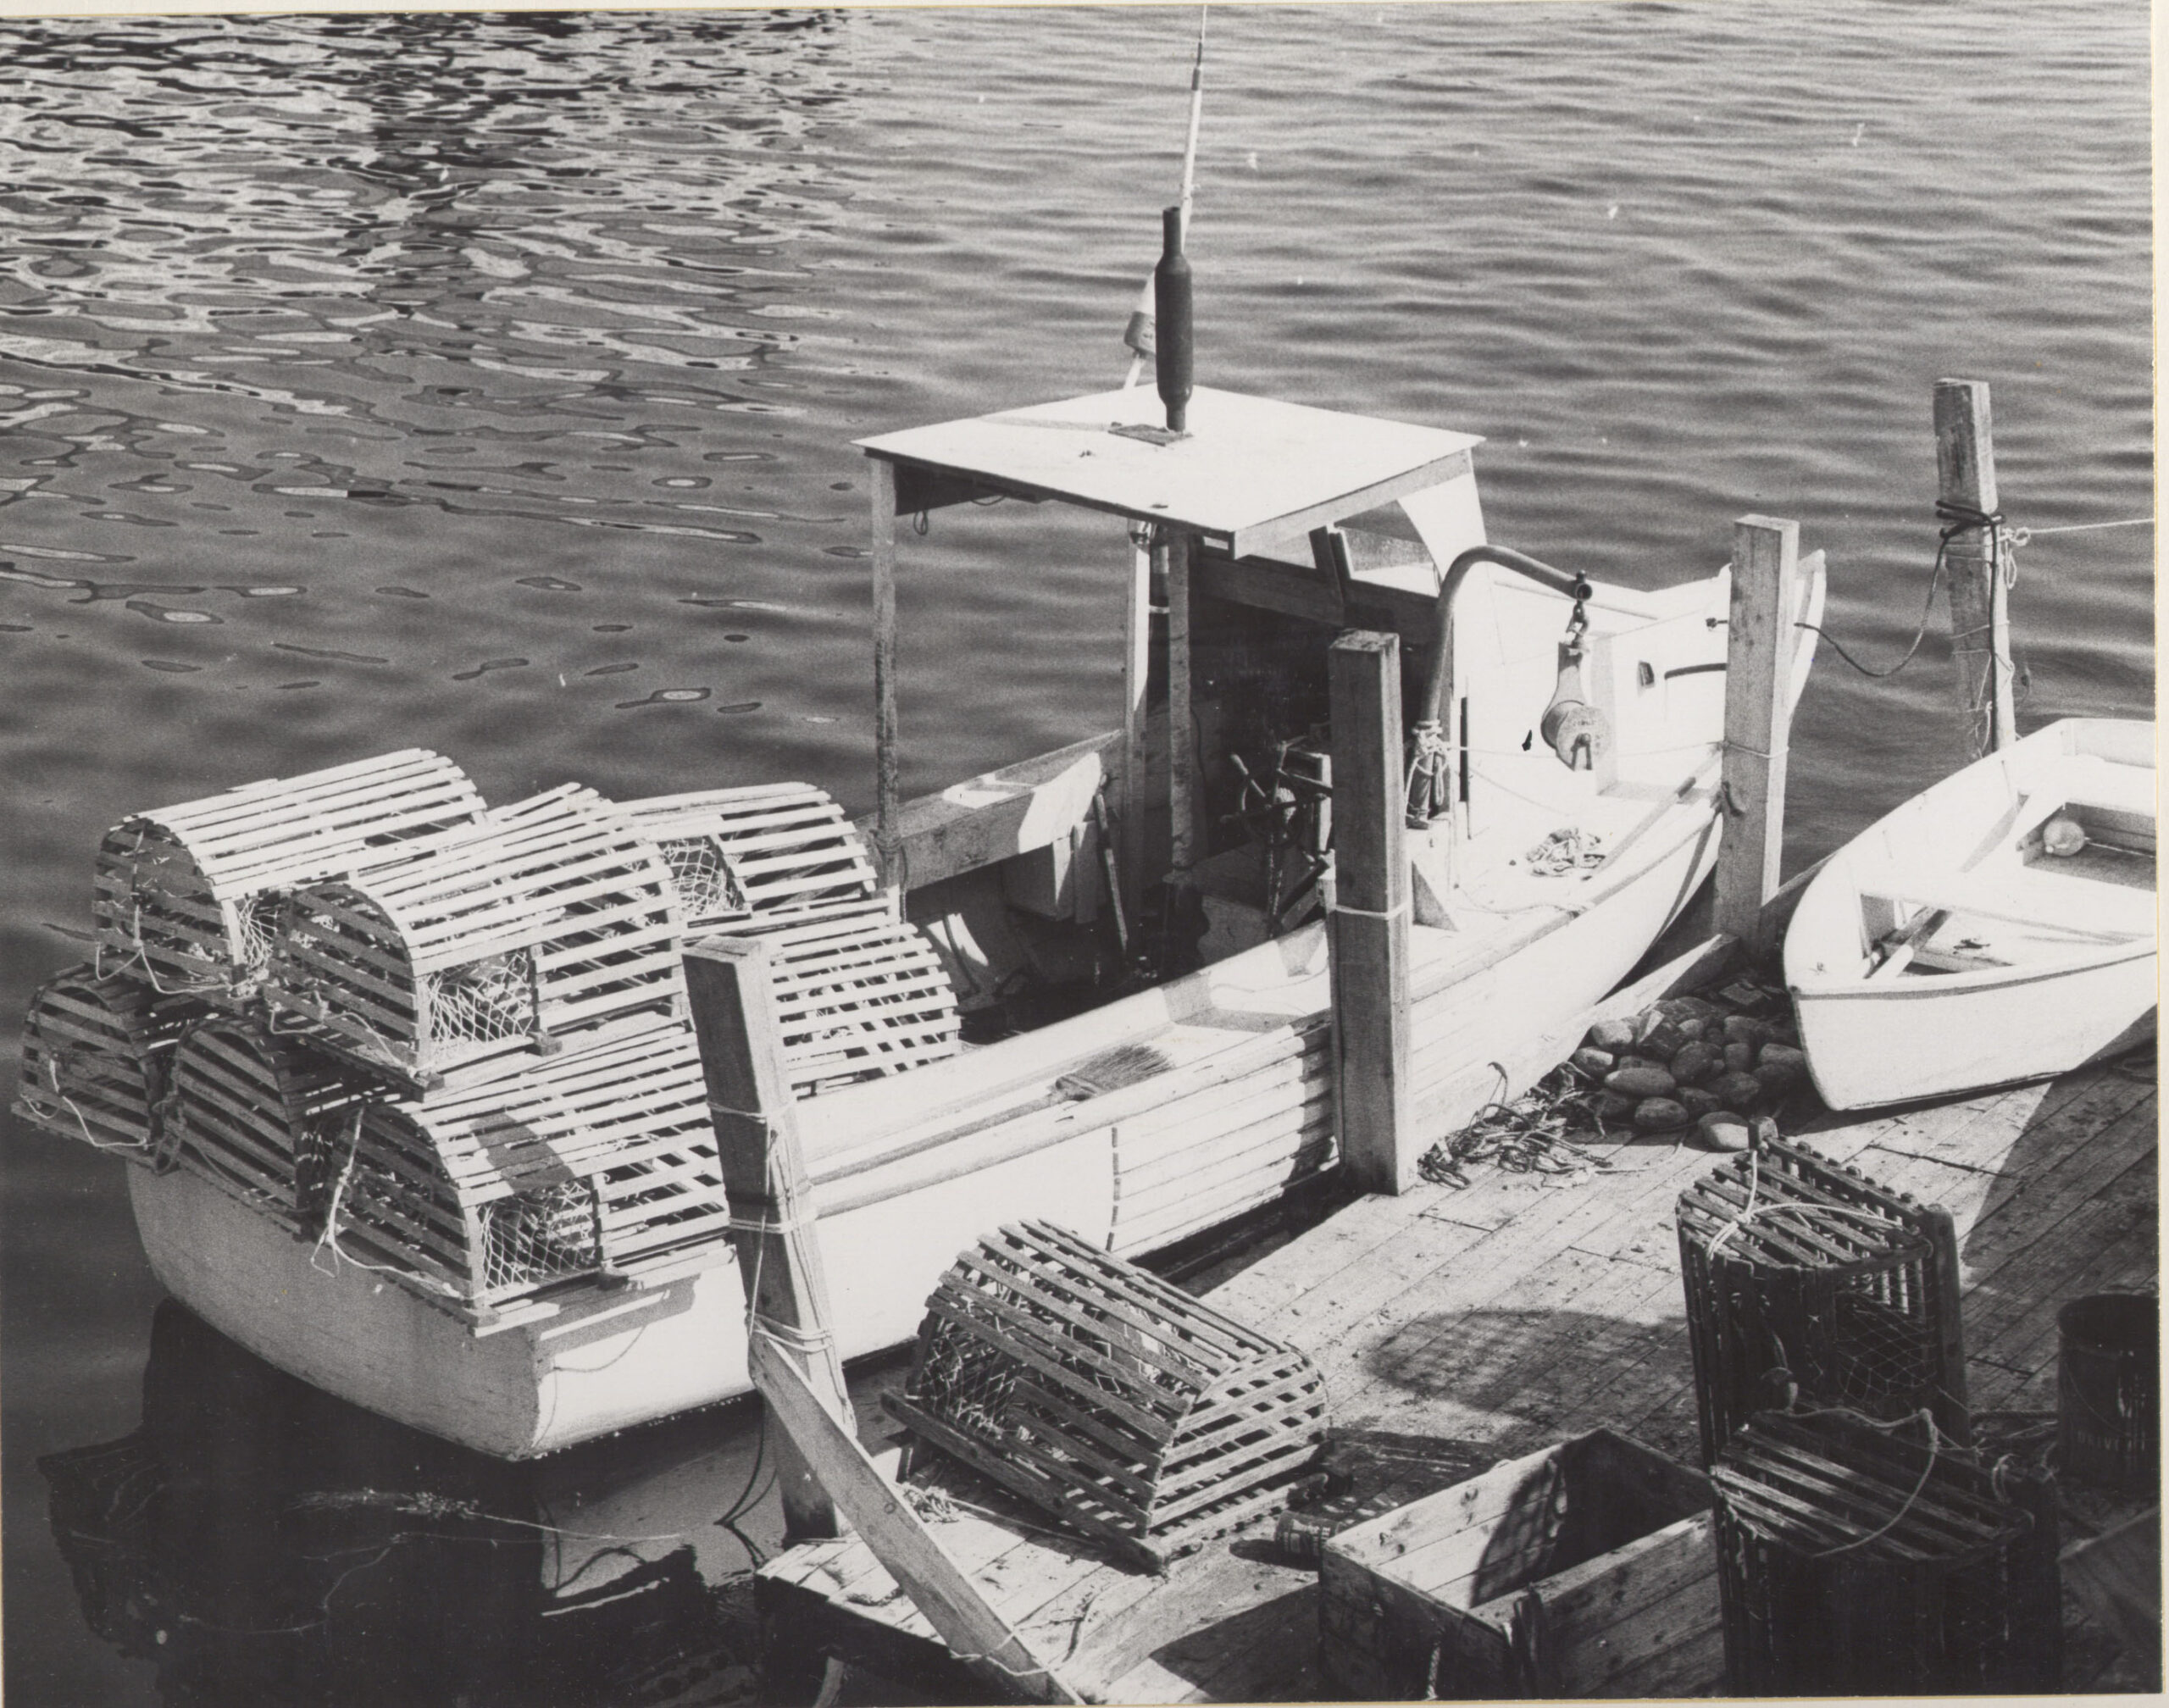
[762,1057,2155,1699]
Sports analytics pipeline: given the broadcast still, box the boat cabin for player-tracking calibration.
[853,379,1732,1013]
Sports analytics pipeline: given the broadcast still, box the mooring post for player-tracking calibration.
[1713,516,1799,960]
[870,456,902,887]
[1328,630,1412,1194]
[1934,378,2014,757]
[685,939,854,1541]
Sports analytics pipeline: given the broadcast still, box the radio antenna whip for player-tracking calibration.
[1123,6,1208,388]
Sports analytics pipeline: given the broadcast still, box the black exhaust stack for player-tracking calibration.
[1154,205,1193,434]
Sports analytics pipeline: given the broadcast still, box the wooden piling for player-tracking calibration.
[1934,378,2014,757]
[685,939,854,1540]
[1712,515,1799,959]
[871,457,902,885]
[1327,630,1412,1194]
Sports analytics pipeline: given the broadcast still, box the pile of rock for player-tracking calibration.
[1573,989,1811,1151]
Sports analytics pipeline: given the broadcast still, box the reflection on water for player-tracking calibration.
[0,3,2149,1700]
[43,1302,768,1708]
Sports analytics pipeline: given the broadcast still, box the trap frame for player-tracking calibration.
[14,962,207,1157]
[887,1219,1330,1569]
[1676,1131,1969,1466]
[154,1014,374,1228]
[315,1015,733,1326]
[264,785,687,1084]
[1710,1408,2059,1695]
[622,782,876,929]
[93,749,484,1005]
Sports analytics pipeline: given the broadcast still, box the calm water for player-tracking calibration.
[1,5,2150,1701]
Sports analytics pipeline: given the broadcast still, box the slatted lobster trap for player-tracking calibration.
[885,1219,1331,1569]
[14,963,207,1156]
[1676,1132,1968,1466]
[312,1015,732,1327]
[153,1015,374,1230]
[1709,1409,2060,1695]
[726,896,962,1096]
[621,782,876,929]
[93,749,485,1005]
[265,785,686,1084]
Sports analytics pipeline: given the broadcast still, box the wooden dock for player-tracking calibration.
[757,1051,2156,1701]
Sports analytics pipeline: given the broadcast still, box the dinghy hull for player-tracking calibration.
[1785,718,2157,1111]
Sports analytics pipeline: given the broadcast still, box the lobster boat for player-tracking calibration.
[1783,717,2155,1110]
[17,352,1823,1457]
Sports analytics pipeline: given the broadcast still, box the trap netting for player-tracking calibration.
[479,1181,602,1294]
[1677,1131,1969,1467]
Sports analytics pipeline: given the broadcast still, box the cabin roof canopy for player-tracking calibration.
[857,385,1483,563]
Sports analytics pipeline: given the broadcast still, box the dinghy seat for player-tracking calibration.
[1866,867,2155,951]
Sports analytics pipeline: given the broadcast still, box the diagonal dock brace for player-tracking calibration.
[747,1330,1084,1705]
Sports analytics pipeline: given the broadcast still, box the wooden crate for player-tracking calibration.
[153,1014,374,1229]
[1710,1409,2059,1695]
[1321,1428,1722,1700]
[702,896,962,1098]
[885,1219,1329,1570]
[319,1014,732,1326]
[622,782,875,929]
[1676,1129,1968,1465]
[264,785,686,1084]
[13,963,207,1156]
[93,749,484,1005]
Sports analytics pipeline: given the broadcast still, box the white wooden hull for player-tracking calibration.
[123,553,1820,1458]
[1791,951,2155,1112]
[1785,718,2157,1111]
[129,796,1717,1457]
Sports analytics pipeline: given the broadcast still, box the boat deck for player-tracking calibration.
[759,1052,2158,1701]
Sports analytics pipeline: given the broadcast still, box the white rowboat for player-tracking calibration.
[1783,718,2156,1112]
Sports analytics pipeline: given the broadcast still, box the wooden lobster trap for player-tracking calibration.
[265,785,687,1084]
[886,1219,1330,1569]
[726,896,962,1097]
[13,963,207,1156]
[93,749,484,1005]
[622,782,875,929]
[315,1015,733,1326]
[1676,1131,1968,1466]
[153,1014,374,1230]
[1710,1409,2060,1695]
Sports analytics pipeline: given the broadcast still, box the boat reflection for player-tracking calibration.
[41,1300,774,1707]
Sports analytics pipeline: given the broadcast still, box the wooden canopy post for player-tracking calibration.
[871,456,902,887]
[1934,378,2014,758]
[1167,529,1198,875]
[1713,516,1799,958]
[1119,535,1152,924]
[685,939,855,1540]
[1328,630,1412,1194]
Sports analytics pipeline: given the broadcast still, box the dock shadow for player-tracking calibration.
[1362,1305,1692,1433]
[1132,1580,1322,1701]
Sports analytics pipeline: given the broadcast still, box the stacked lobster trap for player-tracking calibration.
[625,785,961,1097]
[16,752,966,1329]
[1675,1129,1970,1464]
